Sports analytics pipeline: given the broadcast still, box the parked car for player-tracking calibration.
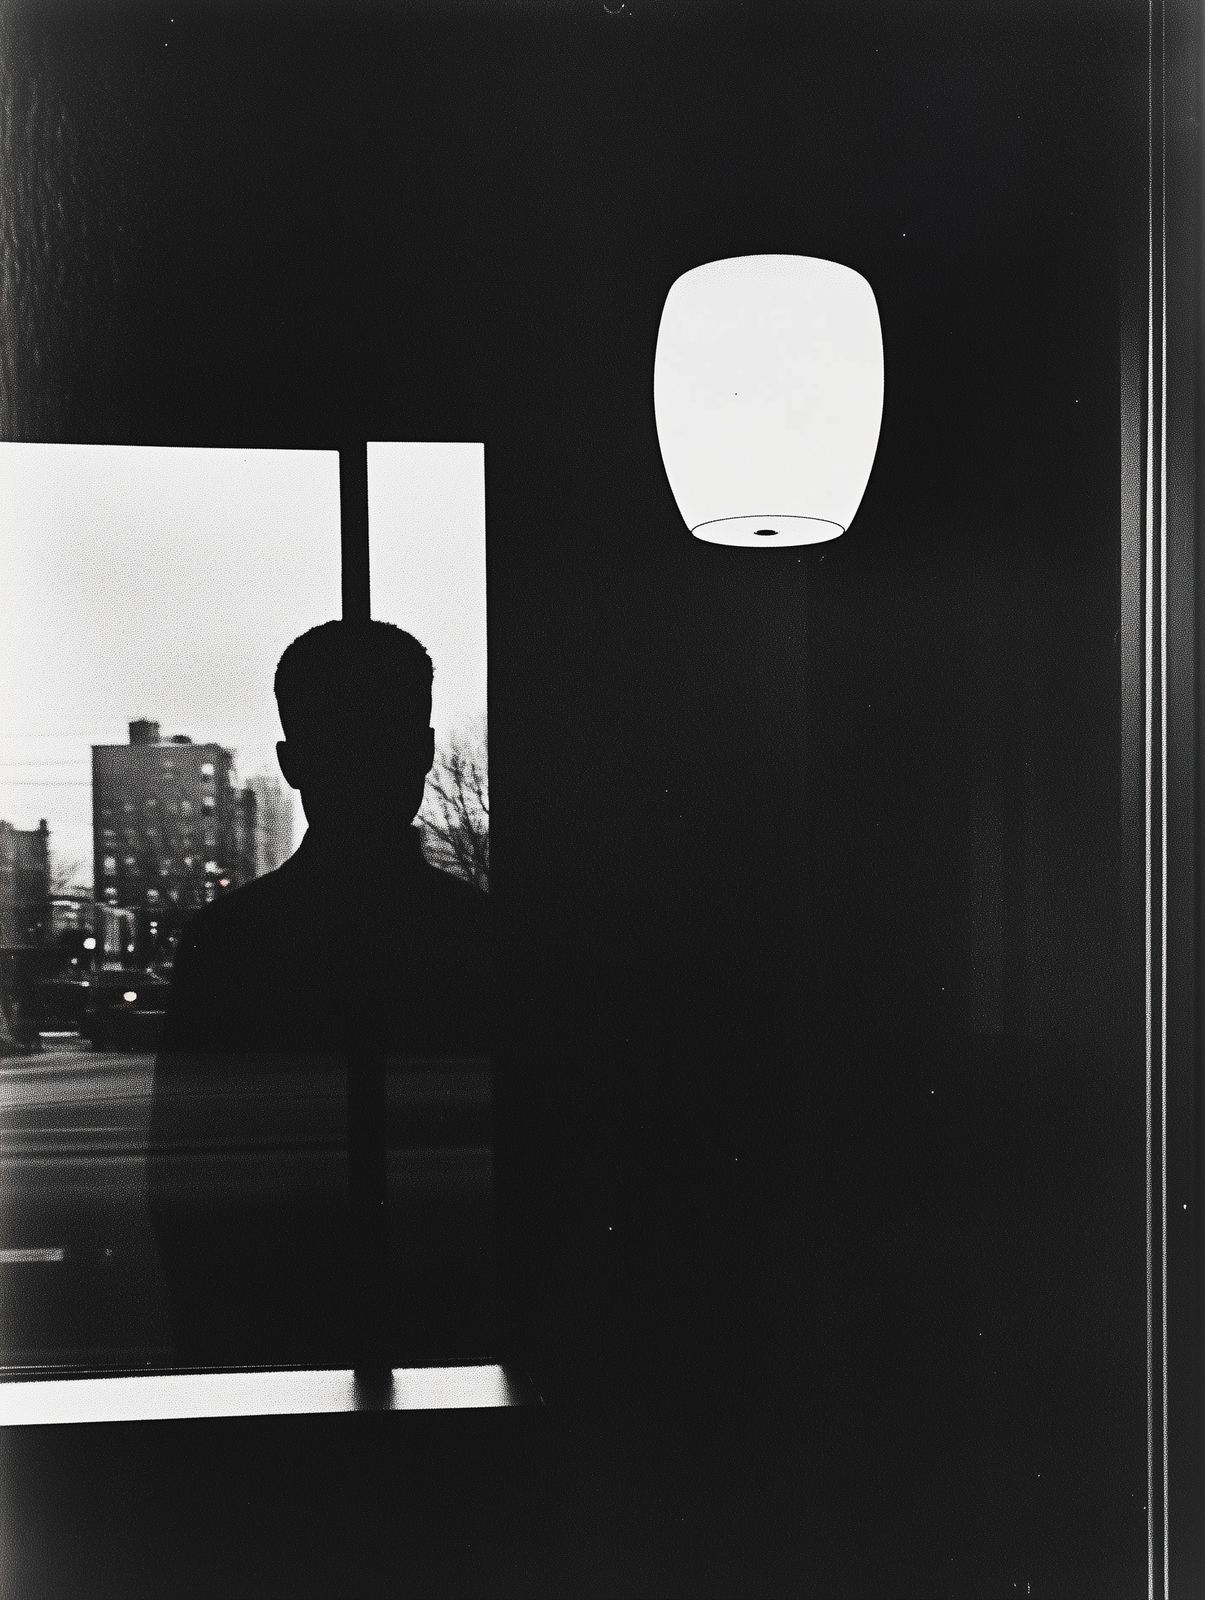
[80,969,171,1051]
[30,971,93,1030]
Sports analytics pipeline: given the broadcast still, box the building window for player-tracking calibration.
[180,800,192,816]
[200,762,214,778]
[183,856,194,868]
[103,855,117,876]
[160,859,172,875]
[147,888,160,904]
[102,829,116,846]
[201,795,215,812]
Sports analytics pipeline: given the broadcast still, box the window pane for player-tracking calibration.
[369,443,489,893]
[0,440,495,1374]
[0,443,339,1370]
[368,442,494,1360]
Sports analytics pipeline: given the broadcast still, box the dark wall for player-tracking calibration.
[2,3,1152,1593]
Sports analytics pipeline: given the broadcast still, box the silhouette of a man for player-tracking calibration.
[148,621,488,1365]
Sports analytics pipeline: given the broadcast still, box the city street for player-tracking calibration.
[0,1041,172,1367]
[0,1041,495,1370]
[1,1042,157,1144]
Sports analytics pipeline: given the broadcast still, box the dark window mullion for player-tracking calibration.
[340,442,372,625]
[340,444,389,1375]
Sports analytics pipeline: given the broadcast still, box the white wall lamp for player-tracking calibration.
[653,254,884,547]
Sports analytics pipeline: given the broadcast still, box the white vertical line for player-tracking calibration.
[1158,0,1169,1585]
[1145,6,1156,1596]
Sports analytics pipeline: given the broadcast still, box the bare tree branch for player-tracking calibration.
[418,718,489,892]
[48,849,85,898]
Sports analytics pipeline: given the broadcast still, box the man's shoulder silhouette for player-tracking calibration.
[161,831,488,1060]
[179,824,482,932]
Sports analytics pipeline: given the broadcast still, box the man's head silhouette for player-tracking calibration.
[274,620,435,847]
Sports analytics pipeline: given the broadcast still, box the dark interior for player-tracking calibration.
[0,1,1182,1594]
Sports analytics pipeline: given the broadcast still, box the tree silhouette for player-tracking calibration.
[418,719,489,893]
[48,849,85,898]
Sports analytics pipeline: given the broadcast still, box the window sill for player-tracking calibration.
[0,1362,531,1427]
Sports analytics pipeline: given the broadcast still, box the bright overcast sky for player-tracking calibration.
[367,440,488,742]
[0,441,488,888]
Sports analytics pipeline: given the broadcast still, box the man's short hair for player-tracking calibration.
[274,620,434,739]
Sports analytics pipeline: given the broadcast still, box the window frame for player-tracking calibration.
[1120,0,1202,1592]
[0,439,518,1422]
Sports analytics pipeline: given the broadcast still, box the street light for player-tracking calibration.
[653,254,884,547]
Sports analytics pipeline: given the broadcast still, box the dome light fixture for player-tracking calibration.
[653,254,884,547]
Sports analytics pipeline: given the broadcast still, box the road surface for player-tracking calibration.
[0,1041,495,1370]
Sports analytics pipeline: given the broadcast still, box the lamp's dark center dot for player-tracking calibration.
[753,528,779,537]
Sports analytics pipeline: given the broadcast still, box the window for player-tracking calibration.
[1,443,345,1378]
[1,439,492,1398]
[370,445,489,894]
